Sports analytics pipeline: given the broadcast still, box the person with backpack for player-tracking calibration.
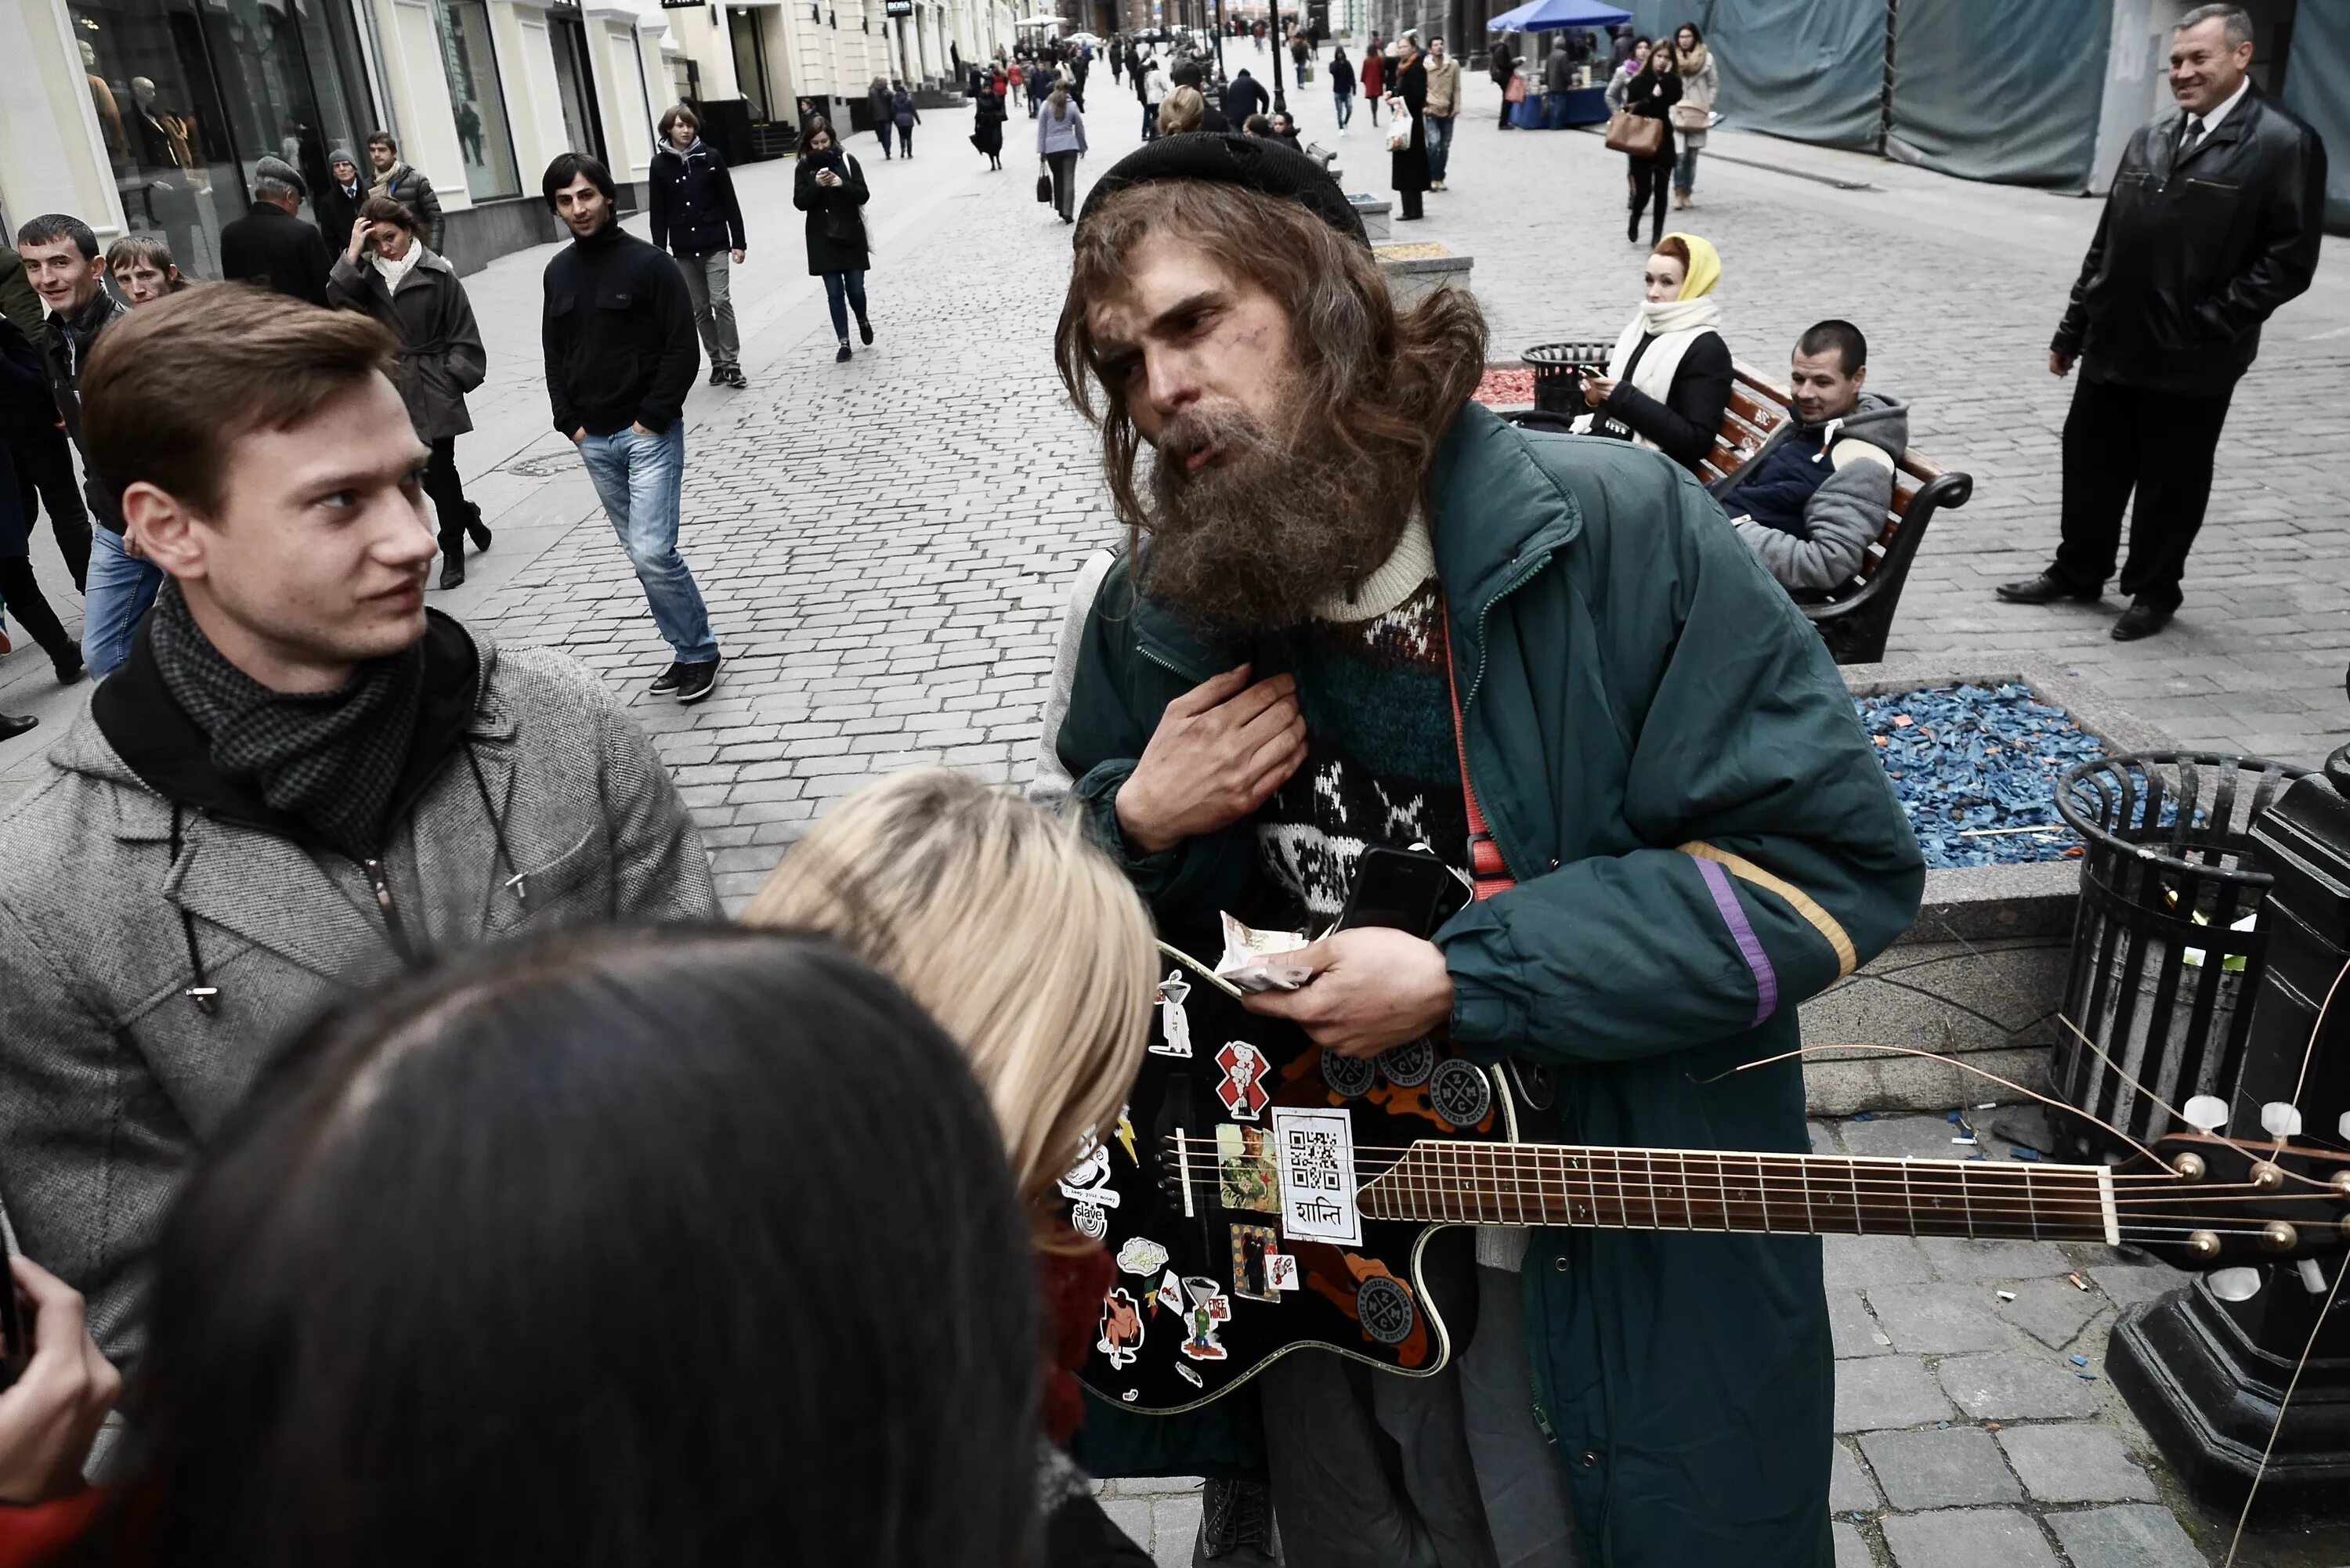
[891,83,923,157]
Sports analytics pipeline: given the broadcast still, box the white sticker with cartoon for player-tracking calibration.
[1097,1287,1144,1370]
[1153,971,1195,1058]
[1180,1277,1232,1362]
[1117,1236,1171,1277]
[1265,1253,1301,1292]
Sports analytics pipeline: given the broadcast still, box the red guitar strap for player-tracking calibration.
[1443,606,1516,901]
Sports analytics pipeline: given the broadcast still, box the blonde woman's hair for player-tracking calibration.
[742,769,1155,1252]
[1159,85,1206,135]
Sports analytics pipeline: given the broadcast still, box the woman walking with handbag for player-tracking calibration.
[971,82,1007,169]
[1671,23,1717,207]
[1618,47,1679,247]
[1387,31,1430,222]
[1036,85,1087,224]
[792,119,874,364]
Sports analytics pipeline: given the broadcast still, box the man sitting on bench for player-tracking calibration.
[1712,320,1908,599]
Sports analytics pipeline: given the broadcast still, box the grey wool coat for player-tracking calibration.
[326,247,486,442]
[0,622,718,1365]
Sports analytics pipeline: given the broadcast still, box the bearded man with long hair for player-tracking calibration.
[1050,135,1925,1568]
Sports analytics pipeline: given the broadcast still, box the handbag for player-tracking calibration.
[1670,102,1708,132]
[1504,74,1526,104]
[1604,109,1663,158]
[1386,116,1411,151]
[1036,163,1053,203]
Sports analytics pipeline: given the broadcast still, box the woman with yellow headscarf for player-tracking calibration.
[1578,230,1732,475]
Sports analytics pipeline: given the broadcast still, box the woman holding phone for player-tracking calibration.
[1578,232,1731,475]
[793,117,874,364]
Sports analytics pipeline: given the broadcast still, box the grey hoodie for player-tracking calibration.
[1712,391,1909,596]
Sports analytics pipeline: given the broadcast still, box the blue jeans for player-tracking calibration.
[577,425,718,663]
[1675,143,1701,192]
[1425,114,1453,181]
[1334,89,1353,128]
[84,526,164,678]
[822,270,869,340]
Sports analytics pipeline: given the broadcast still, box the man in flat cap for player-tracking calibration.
[219,154,334,307]
[1053,133,1923,1568]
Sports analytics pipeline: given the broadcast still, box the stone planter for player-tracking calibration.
[1374,241,1472,310]
[1798,660,2175,1115]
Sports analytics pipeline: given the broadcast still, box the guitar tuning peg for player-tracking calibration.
[2339,1110,2350,1143]
[2207,1266,2264,1302]
[2182,1095,2230,1133]
[2298,1259,2332,1295]
[2260,1102,2303,1138]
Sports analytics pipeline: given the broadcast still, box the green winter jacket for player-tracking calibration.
[1057,403,1925,1567]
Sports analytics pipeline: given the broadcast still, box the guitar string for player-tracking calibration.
[2223,1242,2345,1568]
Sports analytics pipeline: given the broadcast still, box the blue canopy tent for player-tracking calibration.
[1486,0,1630,33]
[1489,0,1627,128]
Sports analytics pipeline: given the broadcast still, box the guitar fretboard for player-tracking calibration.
[1358,1142,2121,1246]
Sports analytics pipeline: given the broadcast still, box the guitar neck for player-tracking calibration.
[1358,1141,2121,1247]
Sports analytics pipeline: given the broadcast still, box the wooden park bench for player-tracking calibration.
[1509,364,1974,664]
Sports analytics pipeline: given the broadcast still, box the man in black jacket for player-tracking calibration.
[540,153,721,704]
[367,132,445,251]
[17,213,155,677]
[1998,2,2325,641]
[219,157,334,307]
[1224,67,1267,125]
[650,105,750,391]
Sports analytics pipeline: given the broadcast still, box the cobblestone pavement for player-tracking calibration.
[2,64,2347,1568]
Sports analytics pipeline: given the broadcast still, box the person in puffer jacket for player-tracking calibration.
[1712,318,1908,599]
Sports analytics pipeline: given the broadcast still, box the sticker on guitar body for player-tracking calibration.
[1271,1105,1362,1246]
[1153,972,1195,1057]
[1216,1040,1272,1121]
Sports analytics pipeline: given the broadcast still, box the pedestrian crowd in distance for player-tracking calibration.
[2,109,760,737]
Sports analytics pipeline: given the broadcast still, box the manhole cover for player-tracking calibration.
[500,453,575,479]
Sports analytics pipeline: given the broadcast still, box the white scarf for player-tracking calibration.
[1593,295,1722,452]
[372,242,424,291]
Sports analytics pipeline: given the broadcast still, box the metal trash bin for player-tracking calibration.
[1520,341,1611,417]
[2049,750,2308,1162]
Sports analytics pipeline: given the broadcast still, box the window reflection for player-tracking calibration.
[431,0,521,200]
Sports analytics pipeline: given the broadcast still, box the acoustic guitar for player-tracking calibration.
[1069,944,2350,1414]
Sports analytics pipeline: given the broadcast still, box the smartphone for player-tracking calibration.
[1334,845,1471,940]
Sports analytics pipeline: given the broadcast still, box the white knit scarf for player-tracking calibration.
[371,241,424,291]
[1598,295,1723,452]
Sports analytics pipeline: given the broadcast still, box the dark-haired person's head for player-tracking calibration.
[81,287,436,692]
[1242,113,1274,136]
[366,130,399,172]
[16,215,105,320]
[106,233,189,305]
[356,194,421,259]
[541,151,619,239]
[1058,149,1488,636]
[660,103,700,149]
[99,926,1039,1568]
[1791,319,1868,425]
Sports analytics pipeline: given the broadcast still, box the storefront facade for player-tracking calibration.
[1,0,674,274]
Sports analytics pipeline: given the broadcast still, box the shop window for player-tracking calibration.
[68,0,371,280]
[430,0,522,200]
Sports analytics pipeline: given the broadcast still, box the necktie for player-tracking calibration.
[2178,115,2204,156]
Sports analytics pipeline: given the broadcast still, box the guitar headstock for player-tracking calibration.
[2135,1132,2350,1292]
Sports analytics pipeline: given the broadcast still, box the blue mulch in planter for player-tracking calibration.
[1855,684,2107,870]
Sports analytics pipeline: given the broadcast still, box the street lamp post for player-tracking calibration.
[1268,0,1286,112]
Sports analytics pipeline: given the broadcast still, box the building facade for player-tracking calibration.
[0,0,1009,278]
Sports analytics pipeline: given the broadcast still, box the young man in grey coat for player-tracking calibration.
[0,285,718,1368]
[1712,319,1907,599]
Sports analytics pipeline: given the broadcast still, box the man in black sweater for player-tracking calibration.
[540,153,721,703]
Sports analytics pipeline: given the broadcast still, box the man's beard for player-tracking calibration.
[1133,400,1416,637]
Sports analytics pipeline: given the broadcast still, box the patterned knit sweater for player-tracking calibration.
[1254,515,1470,923]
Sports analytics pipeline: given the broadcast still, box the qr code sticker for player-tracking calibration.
[1286,1126,1345,1193]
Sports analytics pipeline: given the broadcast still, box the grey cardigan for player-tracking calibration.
[0,627,718,1364]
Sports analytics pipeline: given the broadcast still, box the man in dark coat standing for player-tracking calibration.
[1224,67,1267,125]
[314,148,370,252]
[1998,2,2324,641]
[219,157,334,307]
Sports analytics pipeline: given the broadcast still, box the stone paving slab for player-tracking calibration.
[1836,1356,1957,1433]
[1858,1425,2025,1510]
[1831,1440,1882,1514]
[1831,1519,1871,1568]
[1828,1288,1893,1358]
[1867,1282,2018,1355]
[1882,1507,2063,1568]
[1998,1277,2104,1352]
[2045,1503,2211,1568]
[1998,1423,2160,1504]
[1915,1237,2078,1283]
[1824,1234,1935,1289]
[1935,1349,2105,1422]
